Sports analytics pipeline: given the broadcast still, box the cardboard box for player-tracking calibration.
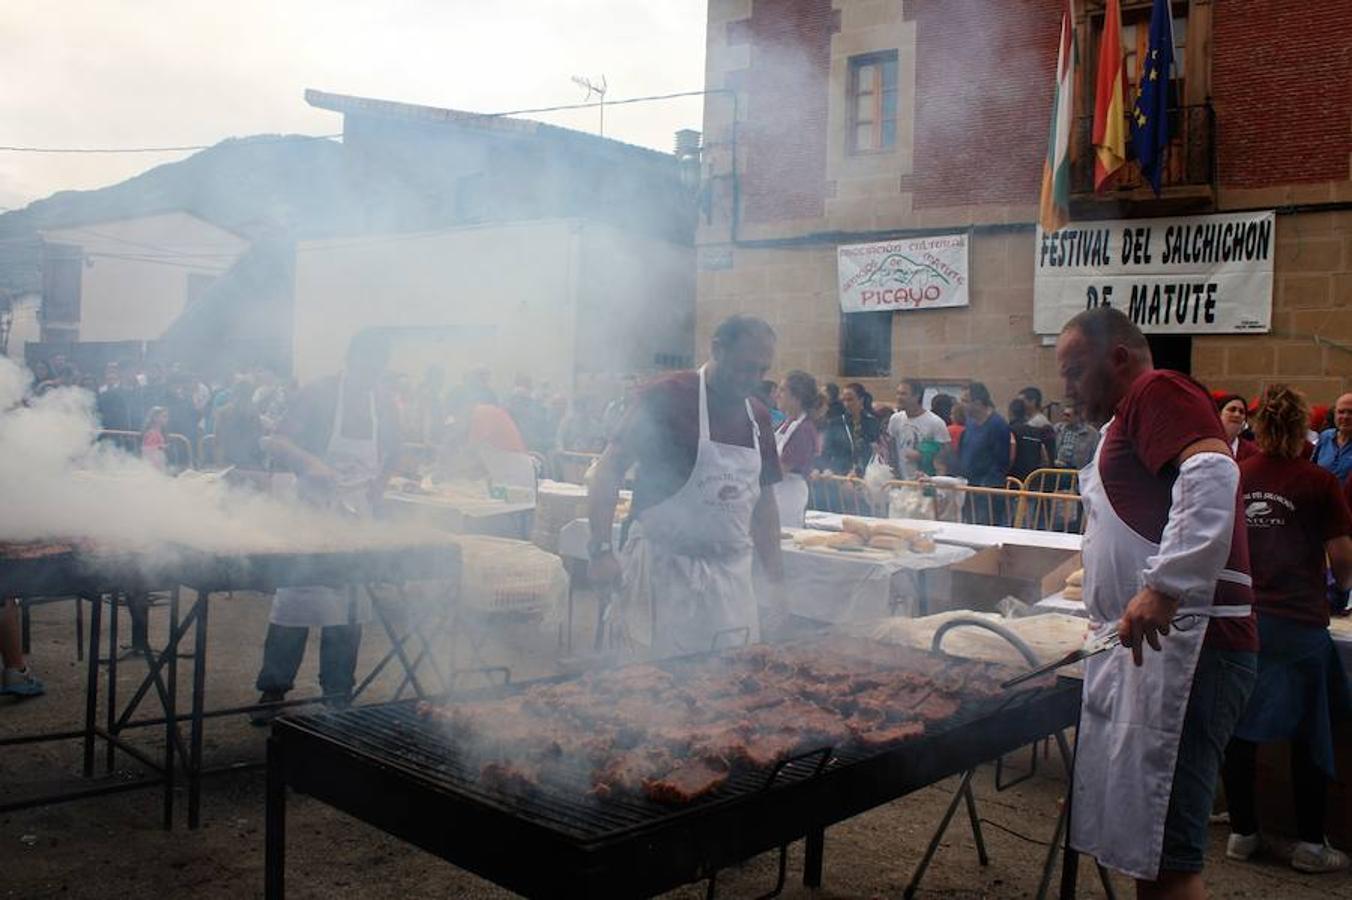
[945,545,1082,610]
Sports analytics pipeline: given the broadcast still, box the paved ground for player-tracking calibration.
[3,593,1349,899]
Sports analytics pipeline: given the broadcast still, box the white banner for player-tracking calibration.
[838,233,970,313]
[1034,211,1275,335]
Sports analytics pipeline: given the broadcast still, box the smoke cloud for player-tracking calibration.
[0,355,425,552]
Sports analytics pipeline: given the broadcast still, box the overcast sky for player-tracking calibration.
[0,0,708,211]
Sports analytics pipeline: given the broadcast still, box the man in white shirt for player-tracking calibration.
[888,379,951,480]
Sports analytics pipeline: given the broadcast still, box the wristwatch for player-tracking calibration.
[588,539,613,560]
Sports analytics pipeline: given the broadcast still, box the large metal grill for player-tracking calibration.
[266,646,1080,899]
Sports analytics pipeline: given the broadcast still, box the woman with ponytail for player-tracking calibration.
[1221,384,1352,873]
[772,370,820,528]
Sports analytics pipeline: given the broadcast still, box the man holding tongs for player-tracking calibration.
[1051,307,1257,900]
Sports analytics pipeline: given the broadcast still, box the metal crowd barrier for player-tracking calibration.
[96,430,195,471]
[1017,468,1084,534]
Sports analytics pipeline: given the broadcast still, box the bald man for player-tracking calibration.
[1313,393,1352,481]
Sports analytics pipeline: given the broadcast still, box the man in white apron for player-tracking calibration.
[253,334,397,717]
[1056,308,1257,898]
[587,315,785,657]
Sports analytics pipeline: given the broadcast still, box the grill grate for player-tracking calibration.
[287,674,1065,843]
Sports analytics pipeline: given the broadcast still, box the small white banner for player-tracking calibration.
[1034,211,1275,335]
[837,233,970,313]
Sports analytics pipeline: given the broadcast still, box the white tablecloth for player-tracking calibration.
[804,511,1082,552]
[384,492,535,536]
[557,518,974,623]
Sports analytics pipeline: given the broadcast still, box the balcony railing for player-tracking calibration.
[1071,103,1214,195]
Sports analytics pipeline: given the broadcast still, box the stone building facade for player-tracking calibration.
[696,0,1352,409]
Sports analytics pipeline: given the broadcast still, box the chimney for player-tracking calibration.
[673,129,702,161]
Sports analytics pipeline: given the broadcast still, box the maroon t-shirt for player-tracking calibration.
[1241,454,1350,627]
[1099,370,1258,651]
[614,370,782,519]
[777,416,819,478]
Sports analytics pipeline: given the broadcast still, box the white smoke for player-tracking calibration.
[0,355,428,552]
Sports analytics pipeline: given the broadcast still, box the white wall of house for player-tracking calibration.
[292,218,692,392]
[5,292,42,356]
[41,212,247,343]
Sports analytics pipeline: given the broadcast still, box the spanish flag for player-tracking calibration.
[1038,0,1077,233]
[1092,0,1127,190]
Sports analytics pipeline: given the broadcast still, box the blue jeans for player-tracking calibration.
[1159,646,1257,873]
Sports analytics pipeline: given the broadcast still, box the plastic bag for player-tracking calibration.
[862,454,893,512]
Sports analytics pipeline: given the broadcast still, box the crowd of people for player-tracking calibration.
[743,374,1102,500]
[25,353,291,472]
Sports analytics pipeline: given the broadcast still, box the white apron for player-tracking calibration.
[773,414,809,529]
[269,376,380,628]
[1070,421,1251,880]
[619,366,763,657]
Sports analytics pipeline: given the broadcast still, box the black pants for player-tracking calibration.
[255,623,363,699]
[1222,737,1326,843]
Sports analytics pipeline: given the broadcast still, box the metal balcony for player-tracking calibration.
[1070,103,1215,196]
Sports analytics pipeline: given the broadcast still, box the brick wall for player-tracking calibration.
[1212,0,1352,189]
[1192,210,1352,402]
[728,0,837,224]
[909,0,1060,209]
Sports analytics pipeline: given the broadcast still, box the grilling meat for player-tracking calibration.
[415,638,1018,806]
[643,758,730,805]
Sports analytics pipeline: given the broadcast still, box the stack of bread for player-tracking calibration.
[791,516,936,554]
[1062,568,1084,601]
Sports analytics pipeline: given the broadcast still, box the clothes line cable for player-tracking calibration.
[0,88,711,154]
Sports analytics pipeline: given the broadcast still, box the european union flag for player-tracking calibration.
[1131,0,1175,195]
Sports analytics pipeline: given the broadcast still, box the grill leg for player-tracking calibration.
[1035,794,1069,900]
[802,828,824,887]
[903,768,976,900]
[82,593,103,778]
[188,590,209,829]
[107,593,119,774]
[265,735,286,900]
[76,593,85,661]
[163,586,180,831]
[962,776,989,865]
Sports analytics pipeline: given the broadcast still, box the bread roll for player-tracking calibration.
[792,531,837,548]
[870,521,924,541]
[908,536,937,554]
[868,535,908,552]
[1063,585,1083,601]
[826,532,866,550]
[1065,568,1084,588]
[841,516,874,538]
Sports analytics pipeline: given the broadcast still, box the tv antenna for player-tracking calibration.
[571,75,608,137]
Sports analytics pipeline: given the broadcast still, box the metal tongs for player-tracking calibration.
[1001,614,1200,689]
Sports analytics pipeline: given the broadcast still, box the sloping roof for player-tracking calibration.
[39,209,250,243]
[304,89,675,167]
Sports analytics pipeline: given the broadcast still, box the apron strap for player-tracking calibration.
[777,413,805,447]
[698,364,761,453]
[697,365,711,442]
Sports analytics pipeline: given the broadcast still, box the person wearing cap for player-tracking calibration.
[1056,307,1256,898]
[587,315,784,656]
